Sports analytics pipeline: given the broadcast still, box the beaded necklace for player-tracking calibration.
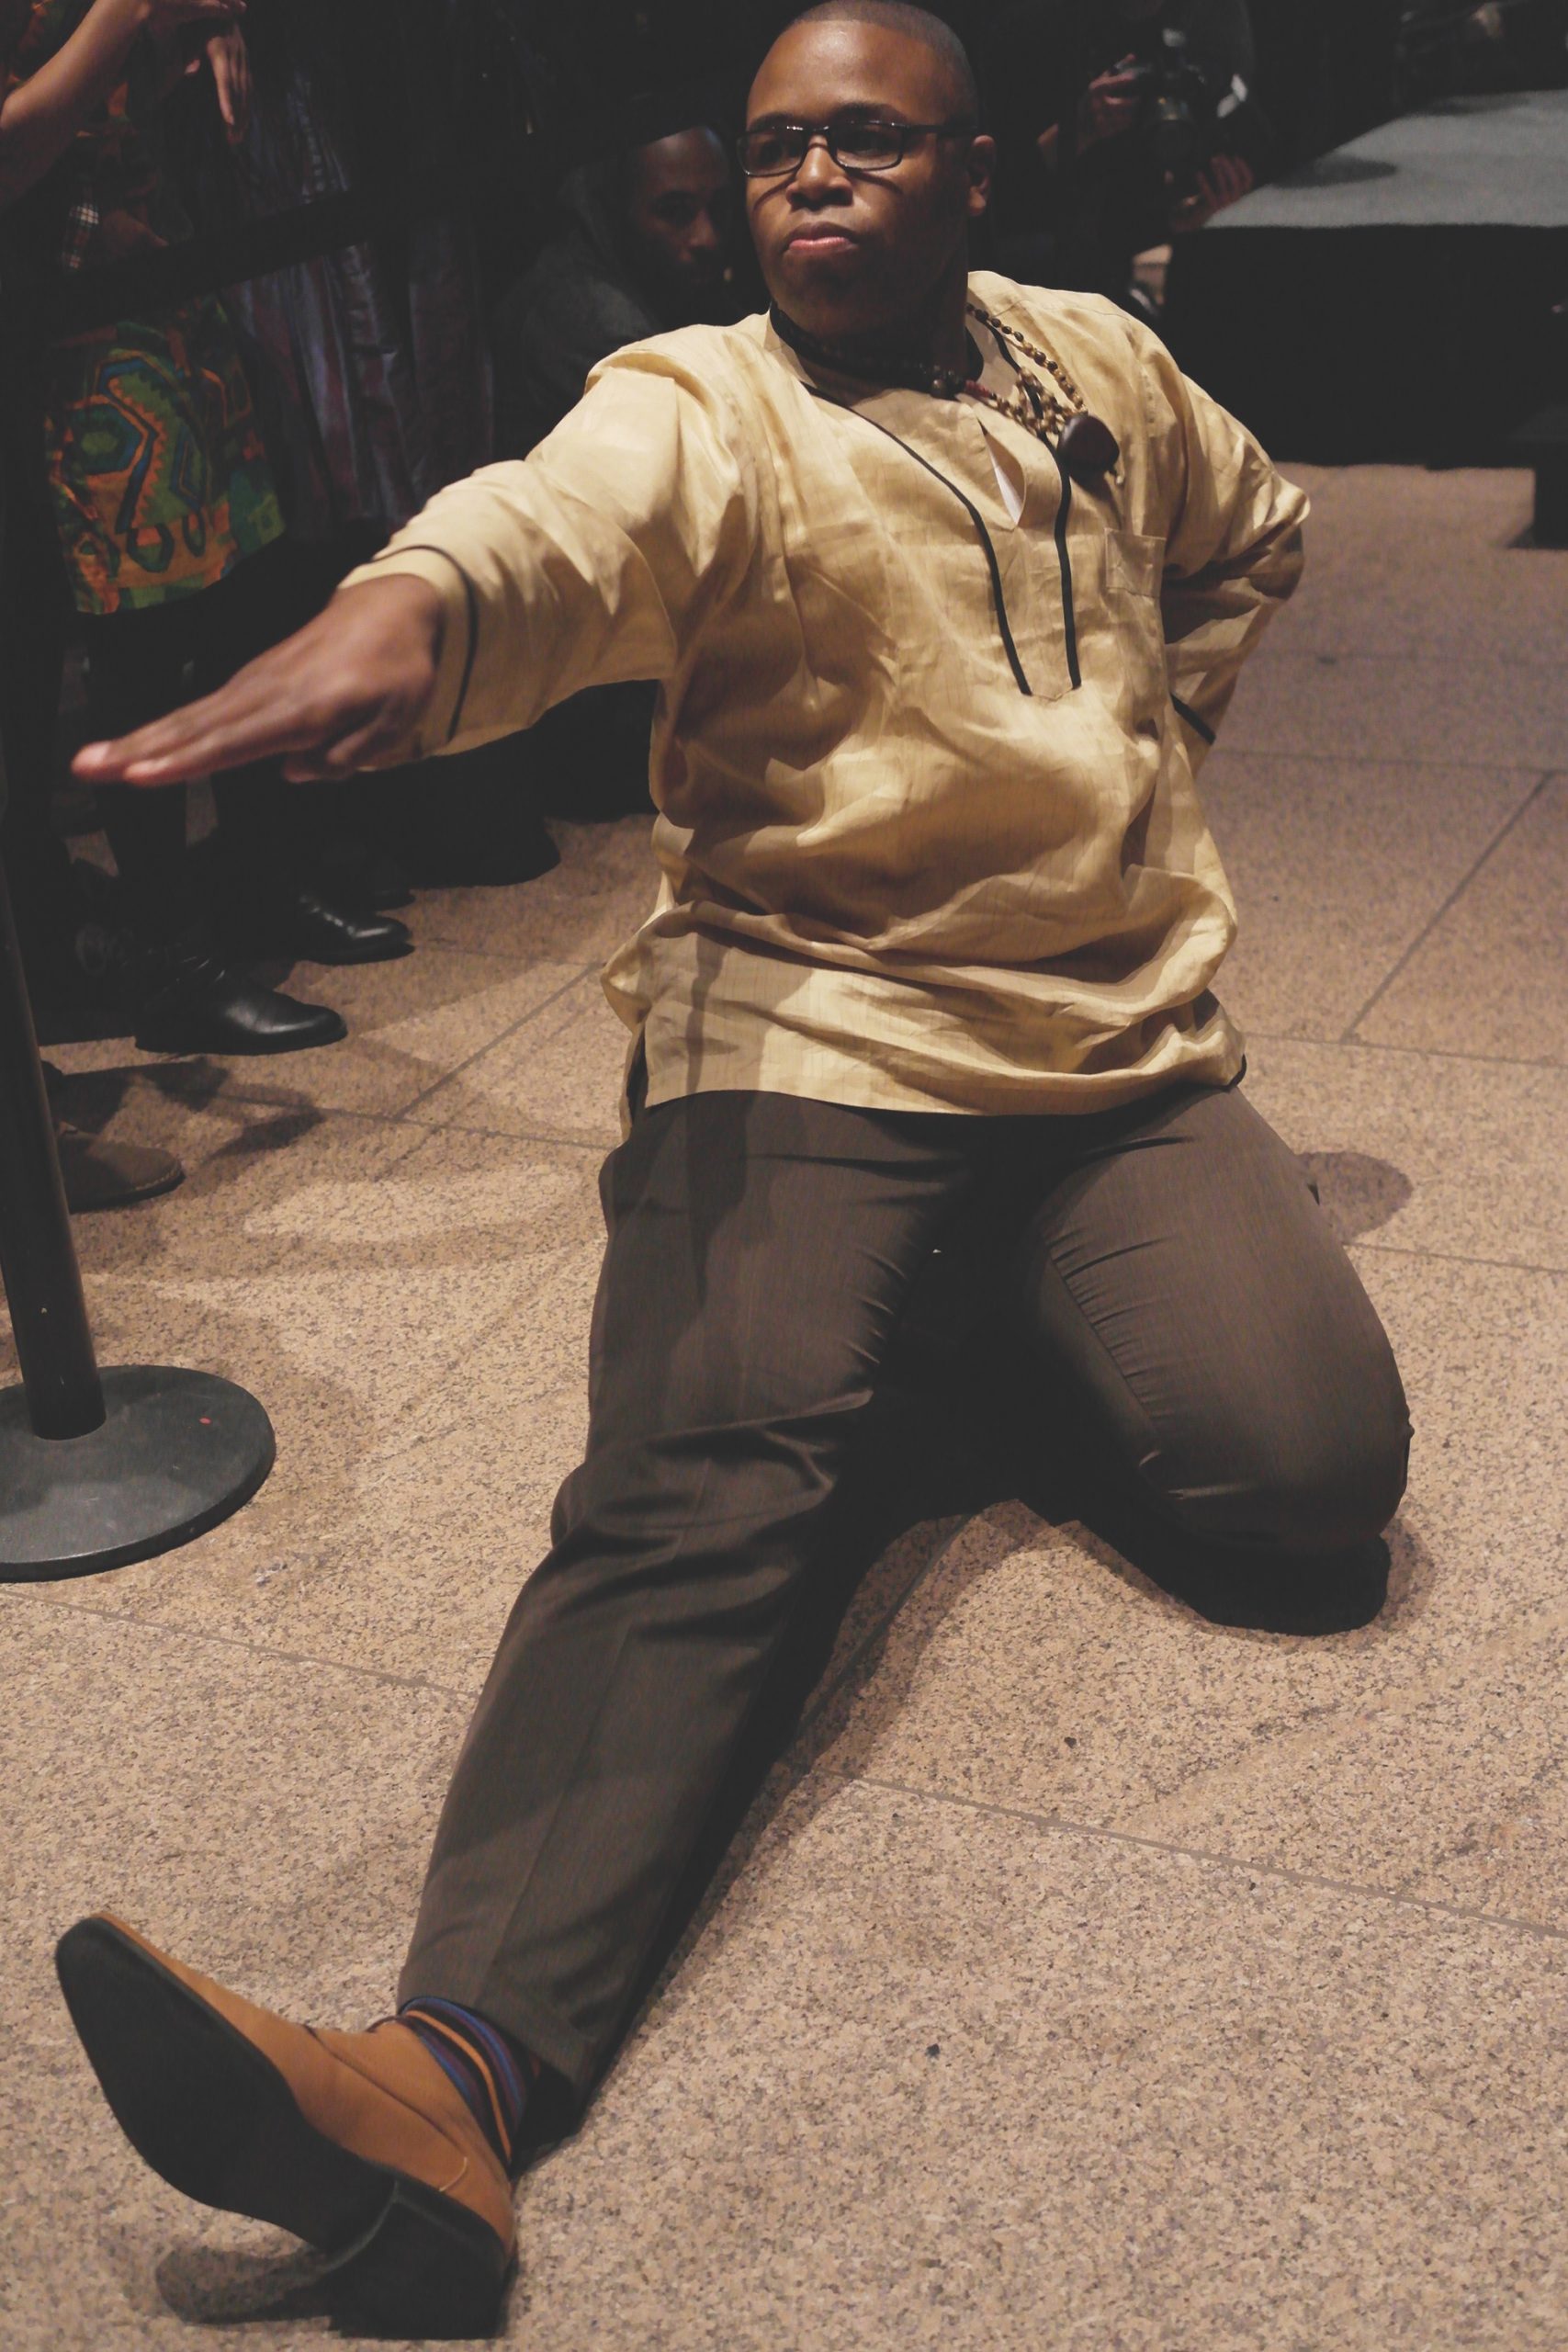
[962,301,1121,486]
[769,300,1121,487]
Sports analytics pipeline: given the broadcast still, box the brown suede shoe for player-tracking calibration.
[54,1121,184,1213]
[55,1915,514,2338]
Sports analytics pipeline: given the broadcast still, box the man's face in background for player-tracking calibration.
[623,127,738,319]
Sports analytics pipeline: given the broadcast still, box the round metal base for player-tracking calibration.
[0,1365,275,1581]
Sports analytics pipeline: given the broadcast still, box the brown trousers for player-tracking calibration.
[400,1078,1411,2103]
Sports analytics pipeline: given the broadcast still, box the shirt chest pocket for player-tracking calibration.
[1105,528,1165,601]
[1091,526,1169,718]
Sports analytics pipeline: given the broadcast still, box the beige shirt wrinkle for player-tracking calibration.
[342,271,1307,1119]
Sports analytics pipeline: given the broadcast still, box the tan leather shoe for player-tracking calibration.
[56,1915,514,2338]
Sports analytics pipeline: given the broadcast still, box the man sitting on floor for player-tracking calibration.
[57,2,1410,2336]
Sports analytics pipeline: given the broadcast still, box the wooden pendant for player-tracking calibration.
[1058,412,1120,484]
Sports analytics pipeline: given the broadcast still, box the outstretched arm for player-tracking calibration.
[1134,325,1308,766]
[75,349,757,786]
[0,0,241,209]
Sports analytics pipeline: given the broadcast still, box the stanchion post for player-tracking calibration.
[0,848,276,1581]
[0,848,105,1438]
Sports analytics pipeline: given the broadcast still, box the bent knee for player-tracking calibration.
[1138,1396,1412,1558]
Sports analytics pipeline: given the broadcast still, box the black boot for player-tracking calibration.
[233,883,413,967]
[120,935,347,1057]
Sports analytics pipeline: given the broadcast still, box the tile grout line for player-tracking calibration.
[839,1768,1568,1951]
[791,1516,979,1740]
[1353,1241,1565,1278]
[1241,1028,1564,1072]
[106,1082,610,1158]
[0,1581,479,1699]
[398,1114,611,1153]
[393,959,605,1124]
[1246,649,1568,671]
[1213,747,1557,775]
[80,957,606,1132]
[1,1515,981,1720]
[1338,770,1556,1041]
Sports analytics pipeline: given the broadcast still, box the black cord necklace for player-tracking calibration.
[770,301,985,397]
[770,300,1121,486]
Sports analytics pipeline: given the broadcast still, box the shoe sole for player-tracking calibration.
[62,1162,186,1213]
[231,935,415,967]
[56,1919,510,2338]
[131,1016,349,1056]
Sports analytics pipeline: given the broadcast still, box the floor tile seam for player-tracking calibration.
[51,1062,439,1129]
[1023,1591,1568,1809]
[1340,771,1557,1040]
[392,1108,615,1153]
[2,1521,979,1746]
[1266,651,1568,675]
[835,1769,1568,1949]
[40,1083,449,1172]
[1247,645,1568,671]
[396,961,606,1122]
[790,1516,980,1738]
[1242,1028,1564,1073]
[395,934,539,967]
[1351,1240,1566,1278]
[1213,747,1549,775]
[87,1079,598,1150]
[0,1581,479,1701]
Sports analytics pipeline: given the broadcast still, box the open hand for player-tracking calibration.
[1169,151,1255,232]
[73,575,446,787]
[204,21,250,142]
[91,207,167,259]
[1077,57,1142,149]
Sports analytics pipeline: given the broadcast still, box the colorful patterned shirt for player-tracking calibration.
[0,0,282,613]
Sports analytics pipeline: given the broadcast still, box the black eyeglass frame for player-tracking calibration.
[736,117,978,179]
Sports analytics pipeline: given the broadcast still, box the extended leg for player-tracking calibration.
[400,1089,979,2096]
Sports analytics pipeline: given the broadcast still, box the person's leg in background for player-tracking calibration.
[1005,1079,1412,1633]
[186,538,414,966]
[78,587,347,1055]
[0,476,81,1004]
[0,455,185,1204]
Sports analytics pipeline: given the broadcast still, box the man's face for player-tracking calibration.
[624,129,735,317]
[744,19,991,342]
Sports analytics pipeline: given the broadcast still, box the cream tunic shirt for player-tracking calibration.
[344,270,1307,1116]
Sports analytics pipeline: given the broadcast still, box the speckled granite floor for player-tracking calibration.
[5,464,1566,2351]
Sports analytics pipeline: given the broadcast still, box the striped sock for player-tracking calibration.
[397,1996,537,2168]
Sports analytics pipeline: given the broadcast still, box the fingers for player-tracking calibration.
[1202,154,1252,211]
[73,665,362,786]
[74,577,439,788]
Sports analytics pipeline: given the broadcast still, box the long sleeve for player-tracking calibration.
[339,340,760,760]
[1134,323,1307,767]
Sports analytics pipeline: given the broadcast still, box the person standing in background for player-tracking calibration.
[0,0,409,1061]
[488,102,746,816]
[981,0,1261,307]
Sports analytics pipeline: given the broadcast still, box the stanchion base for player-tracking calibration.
[0,1365,275,1581]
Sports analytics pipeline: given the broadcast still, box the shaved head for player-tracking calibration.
[744,0,993,352]
[779,2,978,120]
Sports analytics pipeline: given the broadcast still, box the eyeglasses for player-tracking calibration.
[737,117,976,179]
